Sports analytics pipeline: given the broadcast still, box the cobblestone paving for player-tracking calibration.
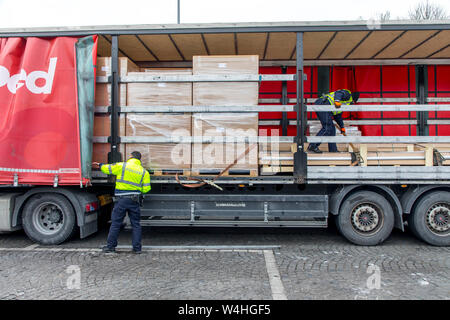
[0,226,449,300]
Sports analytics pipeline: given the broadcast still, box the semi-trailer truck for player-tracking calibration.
[0,20,449,246]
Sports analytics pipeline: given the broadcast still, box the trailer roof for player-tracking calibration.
[1,20,449,64]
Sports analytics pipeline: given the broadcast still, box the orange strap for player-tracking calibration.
[176,144,257,189]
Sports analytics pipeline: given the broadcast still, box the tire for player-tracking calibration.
[336,191,394,246]
[22,193,77,245]
[408,191,450,246]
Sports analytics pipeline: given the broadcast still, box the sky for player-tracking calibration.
[0,0,449,28]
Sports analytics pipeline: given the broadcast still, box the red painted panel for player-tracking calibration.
[0,37,91,185]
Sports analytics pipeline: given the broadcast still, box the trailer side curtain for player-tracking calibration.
[75,35,98,180]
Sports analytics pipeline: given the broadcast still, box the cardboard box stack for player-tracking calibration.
[127,69,192,106]
[125,114,192,171]
[124,68,193,172]
[193,55,259,106]
[95,57,139,107]
[93,57,138,163]
[192,55,260,174]
[94,55,261,175]
[192,113,258,173]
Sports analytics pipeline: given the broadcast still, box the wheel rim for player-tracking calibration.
[32,202,64,235]
[426,203,450,236]
[351,203,383,235]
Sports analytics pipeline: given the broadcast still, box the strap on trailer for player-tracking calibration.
[175,144,257,190]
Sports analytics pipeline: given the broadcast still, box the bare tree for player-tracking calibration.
[376,11,391,22]
[409,0,449,20]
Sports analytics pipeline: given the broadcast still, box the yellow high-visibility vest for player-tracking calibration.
[101,158,151,194]
[324,89,353,115]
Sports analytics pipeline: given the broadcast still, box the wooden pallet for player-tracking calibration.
[260,146,450,173]
[259,142,296,153]
[150,169,191,176]
[261,166,294,174]
[191,169,259,177]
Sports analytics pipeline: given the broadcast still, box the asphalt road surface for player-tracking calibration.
[0,223,449,300]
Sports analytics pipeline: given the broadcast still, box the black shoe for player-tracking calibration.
[132,250,142,255]
[102,246,116,253]
[307,145,322,153]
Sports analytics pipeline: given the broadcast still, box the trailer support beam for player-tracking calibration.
[416,65,429,136]
[293,32,307,183]
[108,35,122,163]
[281,66,289,136]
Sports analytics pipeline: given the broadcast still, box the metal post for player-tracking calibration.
[293,32,307,183]
[416,65,429,136]
[177,0,180,24]
[281,66,288,136]
[108,35,122,163]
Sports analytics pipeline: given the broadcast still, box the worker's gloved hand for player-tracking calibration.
[334,101,342,108]
[340,127,346,134]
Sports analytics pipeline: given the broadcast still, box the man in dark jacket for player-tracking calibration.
[307,89,359,153]
[92,151,151,254]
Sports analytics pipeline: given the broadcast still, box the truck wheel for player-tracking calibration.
[408,191,450,246]
[336,191,394,246]
[22,193,77,245]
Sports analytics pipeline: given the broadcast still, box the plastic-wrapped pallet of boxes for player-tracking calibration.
[192,113,259,175]
[125,114,192,172]
[192,55,259,175]
[125,69,193,173]
[92,57,138,163]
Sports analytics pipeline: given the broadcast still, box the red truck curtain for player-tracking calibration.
[0,36,96,186]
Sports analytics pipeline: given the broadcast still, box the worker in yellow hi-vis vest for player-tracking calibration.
[307,89,359,153]
[92,151,151,254]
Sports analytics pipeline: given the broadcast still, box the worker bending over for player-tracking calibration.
[307,89,359,153]
[92,151,151,254]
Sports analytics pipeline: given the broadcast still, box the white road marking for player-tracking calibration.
[117,245,280,250]
[263,250,288,300]
[0,248,101,252]
[21,244,39,250]
[0,245,278,253]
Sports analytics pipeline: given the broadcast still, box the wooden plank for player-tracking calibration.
[265,32,296,60]
[320,31,370,60]
[191,169,258,177]
[360,144,368,167]
[440,152,450,165]
[118,35,156,61]
[403,30,450,58]
[259,160,293,166]
[303,32,335,60]
[151,170,191,177]
[171,34,207,61]
[430,45,450,58]
[375,30,437,59]
[425,146,434,167]
[347,31,404,59]
[203,33,235,55]
[258,142,295,153]
[236,33,267,57]
[366,151,426,166]
[262,166,293,174]
[139,35,183,61]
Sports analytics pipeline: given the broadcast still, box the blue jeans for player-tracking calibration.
[106,197,142,251]
[309,99,337,152]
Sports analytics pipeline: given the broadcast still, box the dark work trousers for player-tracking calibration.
[106,197,142,251]
[309,98,338,152]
